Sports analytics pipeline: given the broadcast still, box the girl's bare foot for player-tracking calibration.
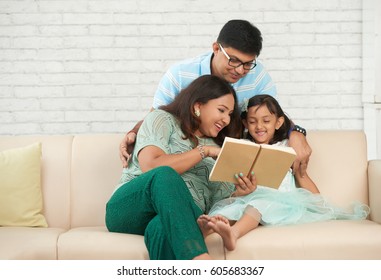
[197,215,238,250]
[197,215,214,237]
[207,216,238,251]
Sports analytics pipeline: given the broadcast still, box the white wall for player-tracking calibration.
[0,0,364,136]
[363,0,381,160]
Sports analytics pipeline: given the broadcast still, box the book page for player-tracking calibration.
[251,144,296,188]
[209,137,260,184]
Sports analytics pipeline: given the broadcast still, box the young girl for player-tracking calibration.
[199,94,370,251]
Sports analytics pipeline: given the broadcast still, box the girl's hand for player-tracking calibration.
[232,172,257,197]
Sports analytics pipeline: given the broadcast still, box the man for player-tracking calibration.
[120,19,311,176]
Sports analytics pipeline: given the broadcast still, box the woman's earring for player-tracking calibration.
[195,109,200,117]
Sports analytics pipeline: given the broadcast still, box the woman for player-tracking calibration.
[105,75,256,260]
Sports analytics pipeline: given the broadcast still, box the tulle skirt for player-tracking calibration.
[209,183,370,226]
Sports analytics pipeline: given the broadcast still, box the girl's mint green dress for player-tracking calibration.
[208,140,370,225]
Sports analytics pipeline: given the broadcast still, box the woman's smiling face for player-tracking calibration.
[194,93,235,138]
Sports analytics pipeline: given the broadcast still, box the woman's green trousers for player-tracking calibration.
[105,166,207,260]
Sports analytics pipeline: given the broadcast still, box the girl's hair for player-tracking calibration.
[241,94,292,144]
[160,75,242,146]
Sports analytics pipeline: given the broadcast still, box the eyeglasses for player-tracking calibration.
[218,43,257,70]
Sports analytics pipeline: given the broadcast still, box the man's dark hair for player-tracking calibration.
[217,19,263,56]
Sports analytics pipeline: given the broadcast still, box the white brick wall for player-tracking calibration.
[0,0,363,135]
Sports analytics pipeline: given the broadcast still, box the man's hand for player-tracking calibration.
[119,132,136,168]
[288,131,312,177]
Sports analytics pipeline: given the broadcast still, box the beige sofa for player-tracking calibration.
[1,131,381,260]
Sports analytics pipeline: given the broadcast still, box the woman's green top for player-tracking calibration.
[116,109,235,213]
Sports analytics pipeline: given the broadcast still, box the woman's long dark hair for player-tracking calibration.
[241,94,291,144]
[160,75,242,146]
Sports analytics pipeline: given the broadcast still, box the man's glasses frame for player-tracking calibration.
[218,43,257,70]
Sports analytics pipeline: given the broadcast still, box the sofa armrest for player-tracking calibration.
[368,159,381,224]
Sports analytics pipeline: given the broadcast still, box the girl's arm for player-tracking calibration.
[294,172,320,194]
[138,145,221,174]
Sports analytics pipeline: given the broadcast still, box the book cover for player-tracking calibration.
[209,137,296,188]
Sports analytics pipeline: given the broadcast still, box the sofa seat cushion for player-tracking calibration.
[57,227,226,260]
[0,227,65,260]
[57,227,149,260]
[225,220,381,260]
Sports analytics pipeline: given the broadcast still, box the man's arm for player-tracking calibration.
[119,119,143,168]
[288,127,312,177]
[119,106,156,167]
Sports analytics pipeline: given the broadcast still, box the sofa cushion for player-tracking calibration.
[70,134,124,227]
[0,142,47,227]
[307,131,368,208]
[224,220,381,259]
[0,227,65,260]
[57,226,226,260]
[57,227,150,260]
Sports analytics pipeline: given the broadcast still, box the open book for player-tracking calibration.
[209,137,296,189]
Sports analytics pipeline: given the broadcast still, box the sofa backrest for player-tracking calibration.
[0,131,369,229]
[307,130,368,208]
[70,134,123,228]
[70,131,368,227]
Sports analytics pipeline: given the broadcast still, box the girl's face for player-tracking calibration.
[194,93,235,138]
[243,104,284,144]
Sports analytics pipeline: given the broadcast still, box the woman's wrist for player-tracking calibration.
[197,144,206,159]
